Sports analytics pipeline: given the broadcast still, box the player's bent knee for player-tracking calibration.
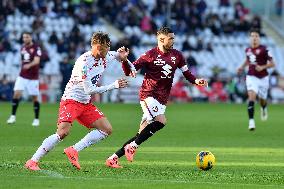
[57,122,71,139]
[104,126,112,135]
[155,117,167,125]
[57,130,69,139]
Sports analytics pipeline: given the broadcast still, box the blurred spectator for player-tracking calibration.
[59,56,73,95]
[0,0,282,103]
[49,31,59,45]
[170,77,191,103]
[0,76,13,101]
[219,0,230,7]
[276,0,282,16]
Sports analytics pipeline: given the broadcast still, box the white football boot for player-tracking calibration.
[248,119,255,131]
[260,108,268,121]
[7,115,16,124]
[32,119,40,127]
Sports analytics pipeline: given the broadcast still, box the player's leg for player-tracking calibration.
[247,90,257,130]
[106,120,147,168]
[125,115,166,161]
[259,77,269,121]
[25,122,70,170]
[7,77,25,124]
[73,117,111,152]
[125,97,166,161]
[25,100,78,170]
[259,98,268,121]
[31,95,40,126]
[65,104,109,169]
[28,79,40,126]
[246,76,258,131]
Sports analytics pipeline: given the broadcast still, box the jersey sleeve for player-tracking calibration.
[133,51,151,70]
[35,46,42,57]
[245,48,249,62]
[79,58,118,95]
[178,52,196,84]
[265,47,273,61]
[106,51,119,62]
[122,51,150,75]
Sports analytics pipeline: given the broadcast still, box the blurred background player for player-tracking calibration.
[106,27,208,168]
[6,32,42,127]
[237,29,275,131]
[25,32,136,171]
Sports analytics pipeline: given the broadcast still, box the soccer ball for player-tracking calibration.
[196,151,215,170]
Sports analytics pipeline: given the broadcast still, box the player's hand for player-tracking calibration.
[23,64,31,70]
[129,70,137,78]
[237,67,244,75]
[195,78,208,87]
[117,46,129,61]
[255,65,265,72]
[115,78,128,88]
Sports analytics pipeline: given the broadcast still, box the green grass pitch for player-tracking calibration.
[0,102,283,189]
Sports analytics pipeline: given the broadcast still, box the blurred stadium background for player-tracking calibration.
[0,0,284,104]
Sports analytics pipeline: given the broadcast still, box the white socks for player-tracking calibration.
[73,130,108,152]
[109,154,118,160]
[30,130,108,162]
[129,141,139,149]
[31,133,61,162]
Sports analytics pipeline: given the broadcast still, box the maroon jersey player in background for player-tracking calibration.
[7,32,42,127]
[237,28,275,131]
[106,27,208,168]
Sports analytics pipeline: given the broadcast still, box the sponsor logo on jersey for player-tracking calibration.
[161,64,173,78]
[154,58,166,66]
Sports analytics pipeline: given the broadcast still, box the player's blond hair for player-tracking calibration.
[91,32,110,47]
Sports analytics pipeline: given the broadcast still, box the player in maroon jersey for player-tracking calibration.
[106,27,208,168]
[237,29,275,131]
[7,32,42,126]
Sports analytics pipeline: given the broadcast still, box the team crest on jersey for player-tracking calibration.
[152,106,158,112]
[30,48,34,53]
[256,49,261,55]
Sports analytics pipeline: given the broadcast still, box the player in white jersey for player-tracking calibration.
[25,32,136,171]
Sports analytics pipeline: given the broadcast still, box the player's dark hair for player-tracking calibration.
[22,31,32,36]
[157,27,173,36]
[91,32,110,47]
[249,28,260,36]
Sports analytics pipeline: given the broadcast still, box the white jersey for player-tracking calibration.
[62,51,121,104]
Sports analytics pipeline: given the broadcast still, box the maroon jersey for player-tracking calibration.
[245,45,273,78]
[123,47,196,105]
[19,44,41,80]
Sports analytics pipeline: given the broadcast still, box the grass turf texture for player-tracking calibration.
[0,102,283,189]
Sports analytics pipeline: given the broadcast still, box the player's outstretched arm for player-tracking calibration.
[116,46,137,77]
[237,61,249,75]
[181,68,208,87]
[83,78,128,95]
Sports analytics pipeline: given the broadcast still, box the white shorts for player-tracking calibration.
[140,97,166,124]
[246,75,269,99]
[14,76,39,96]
